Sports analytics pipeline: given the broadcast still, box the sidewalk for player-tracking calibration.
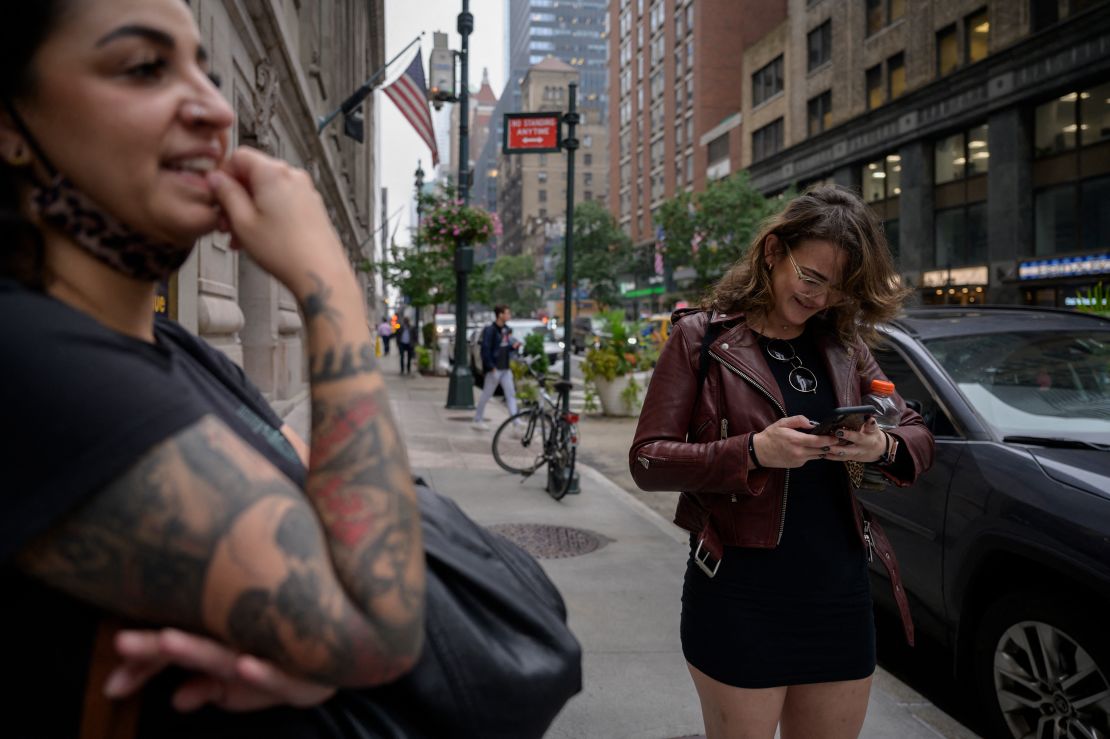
[286,364,979,739]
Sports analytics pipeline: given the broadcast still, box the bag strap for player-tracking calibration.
[80,616,141,739]
[694,316,722,409]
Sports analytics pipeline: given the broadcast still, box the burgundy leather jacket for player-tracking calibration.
[629,309,935,645]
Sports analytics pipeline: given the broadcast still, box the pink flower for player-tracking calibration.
[453,227,460,235]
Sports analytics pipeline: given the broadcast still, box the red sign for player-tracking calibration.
[503,112,563,154]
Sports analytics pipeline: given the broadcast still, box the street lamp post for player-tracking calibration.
[446,0,475,409]
[412,161,425,343]
[560,83,579,414]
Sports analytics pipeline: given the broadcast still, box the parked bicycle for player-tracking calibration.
[491,357,579,500]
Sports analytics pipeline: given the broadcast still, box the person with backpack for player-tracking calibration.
[472,305,521,430]
[629,186,935,739]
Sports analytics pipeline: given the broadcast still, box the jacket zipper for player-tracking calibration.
[720,419,737,501]
[708,350,791,543]
[862,520,875,563]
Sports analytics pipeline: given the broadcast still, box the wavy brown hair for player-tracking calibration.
[702,184,909,347]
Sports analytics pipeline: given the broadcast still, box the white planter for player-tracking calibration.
[593,370,653,417]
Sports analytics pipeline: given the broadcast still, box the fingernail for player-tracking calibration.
[104,670,128,697]
[207,171,226,187]
[836,430,844,438]
[822,446,830,452]
[809,420,819,426]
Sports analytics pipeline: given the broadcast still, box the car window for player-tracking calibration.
[923,330,1110,443]
[874,342,960,438]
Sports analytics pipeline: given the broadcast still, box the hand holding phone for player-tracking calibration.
[804,405,875,436]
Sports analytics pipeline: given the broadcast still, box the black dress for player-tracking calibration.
[680,326,875,688]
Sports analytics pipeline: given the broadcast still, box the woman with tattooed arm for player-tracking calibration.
[0,1,424,736]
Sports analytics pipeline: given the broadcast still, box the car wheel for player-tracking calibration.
[974,590,1110,739]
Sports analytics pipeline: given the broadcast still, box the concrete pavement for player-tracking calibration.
[285,362,980,739]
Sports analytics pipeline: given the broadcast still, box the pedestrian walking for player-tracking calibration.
[0,2,424,734]
[397,316,415,375]
[472,305,521,430]
[629,185,935,739]
[378,316,393,355]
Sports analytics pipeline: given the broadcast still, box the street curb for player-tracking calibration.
[575,463,688,545]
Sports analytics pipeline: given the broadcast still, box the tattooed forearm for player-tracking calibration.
[305,389,424,663]
[17,415,419,687]
[301,272,344,337]
[309,342,379,385]
[298,261,426,678]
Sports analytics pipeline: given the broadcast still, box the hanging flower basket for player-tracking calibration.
[420,199,502,250]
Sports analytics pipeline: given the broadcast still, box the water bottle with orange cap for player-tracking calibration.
[864,379,899,430]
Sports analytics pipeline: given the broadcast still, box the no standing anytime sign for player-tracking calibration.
[502,112,563,154]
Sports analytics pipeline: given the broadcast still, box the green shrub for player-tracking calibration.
[523,332,549,374]
[415,345,432,372]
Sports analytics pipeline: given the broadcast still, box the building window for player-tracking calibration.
[584,190,593,200]
[935,124,989,184]
[936,24,958,77]
[539,189,547,202]
[807,91,832,136]
[935,203,987,268]
[888,53,905,100]
[583,134,593,148]
[752,55,784,107]
[862,154,902,202]
[885,218,900,260]
[539,208,547,218]
[1034,184,1078,257]
[752,118,784,163]
[538,171,548,183]
[867,0,904,35]
[1036,81,1110,156]
[866,65,883,110]
[584,153,593,165]
[584,172,593,186]
[807,21,831,72]
[965,8,989,64]
[866,0,883,36]
[707,133,729,164]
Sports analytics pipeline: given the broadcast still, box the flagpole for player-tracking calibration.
[316,33,424,134]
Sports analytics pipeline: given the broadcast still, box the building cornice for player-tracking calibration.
[748,8,1110,193]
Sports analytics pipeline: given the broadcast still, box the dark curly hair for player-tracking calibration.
[702,184,910,347]
[0,1,74,289]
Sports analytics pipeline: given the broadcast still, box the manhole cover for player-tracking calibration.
[487,523,610,559]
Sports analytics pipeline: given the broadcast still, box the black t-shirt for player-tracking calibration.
[0,279,363,738]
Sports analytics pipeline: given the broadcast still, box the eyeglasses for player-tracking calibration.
[783,242,843,302]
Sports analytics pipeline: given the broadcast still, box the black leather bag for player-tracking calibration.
[326,479,582,738]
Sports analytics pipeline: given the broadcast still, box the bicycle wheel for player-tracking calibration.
[545,420,577,501]
[491,409,549,475]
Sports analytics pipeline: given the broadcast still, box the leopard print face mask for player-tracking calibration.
[29,173,192,282]
[3,98,192,282]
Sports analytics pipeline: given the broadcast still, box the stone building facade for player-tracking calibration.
[738,0,1110,306]
[169,0,384,415]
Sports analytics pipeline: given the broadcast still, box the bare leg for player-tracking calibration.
[779,675,872,739]
[687,662,786,739]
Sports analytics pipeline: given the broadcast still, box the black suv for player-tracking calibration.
[862,306,1110,739]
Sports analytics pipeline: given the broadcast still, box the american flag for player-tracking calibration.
[384,51,439,166]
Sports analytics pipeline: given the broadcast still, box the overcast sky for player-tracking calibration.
[378,0,507,250]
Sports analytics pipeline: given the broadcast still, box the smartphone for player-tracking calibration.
[805,405,875,436]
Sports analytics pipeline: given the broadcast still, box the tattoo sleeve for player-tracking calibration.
[300,271,426,672]
[17,416,413,685]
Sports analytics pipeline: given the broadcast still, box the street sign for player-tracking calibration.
[502,112,563,154]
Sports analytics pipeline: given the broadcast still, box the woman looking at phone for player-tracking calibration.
[1,1,423,736]
[630,185,934,739]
